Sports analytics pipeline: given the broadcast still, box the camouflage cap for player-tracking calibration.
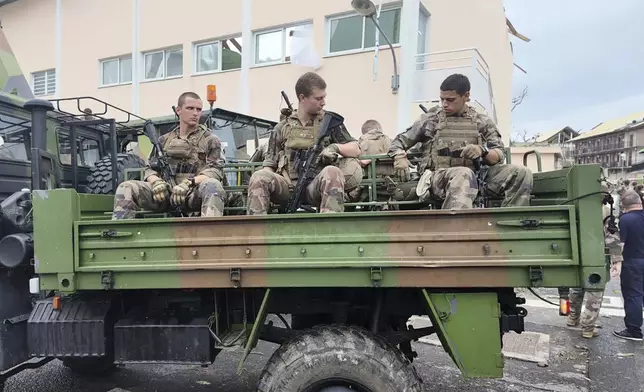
[621,190,642,208]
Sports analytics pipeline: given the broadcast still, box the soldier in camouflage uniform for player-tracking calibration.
[246,72,362,215]
[567,183,622,338]
[112,92,227,219]
[387,74,533,209]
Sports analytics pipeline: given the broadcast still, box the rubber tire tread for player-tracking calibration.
[85,153,146,195]
[257,324,423,392]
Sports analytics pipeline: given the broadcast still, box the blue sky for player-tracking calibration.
[504,0,644,140]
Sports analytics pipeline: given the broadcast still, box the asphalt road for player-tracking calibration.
[4,281,643,392]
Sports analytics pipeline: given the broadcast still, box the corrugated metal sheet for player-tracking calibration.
[570,111,644,142]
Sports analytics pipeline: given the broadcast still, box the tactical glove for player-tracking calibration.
[318,143,340,166]
[151,179,171,204]
[171,179,193,207]
[460,144,484,160]
[393,153,411,182]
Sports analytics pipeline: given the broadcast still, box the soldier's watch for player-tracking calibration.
[188,177,196,188]
[481,146,489,157]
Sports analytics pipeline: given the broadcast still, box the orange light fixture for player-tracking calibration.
[53,296,62,311]
[559,298,570,316]
[207,85,217,104]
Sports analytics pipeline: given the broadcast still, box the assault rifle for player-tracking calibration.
[280,90,294,121]
[143,120,184,216]
[472,157,489,208]
[284,111,344,213]
[281,90,293,111]
[419,104,429,113]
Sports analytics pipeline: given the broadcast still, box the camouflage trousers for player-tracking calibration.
[568,288,604,332]
[337,157,365,202]
[420,163,533,209]
[112,178,227,219]
[247,166,345,215]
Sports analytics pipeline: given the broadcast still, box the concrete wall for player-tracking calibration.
[1,0,513,144]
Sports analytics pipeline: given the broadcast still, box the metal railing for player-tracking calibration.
[413,48,496,123]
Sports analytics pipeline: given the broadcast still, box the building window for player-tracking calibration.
[253,22,313,65]
[143,47,183,81]
[194,37,243,74]
[100,55,132,86]
[32,69,55,97]
[327,6,401,54]
[417,10,429,55]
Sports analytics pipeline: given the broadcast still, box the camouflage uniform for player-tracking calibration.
[358,129,395,177]
[388,105,533,209]
[246,110,361,215]
[112,124,227,219]
[567,200,623,337]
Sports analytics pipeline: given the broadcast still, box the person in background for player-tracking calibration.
[567,183,620,338]
[613,190,644,341]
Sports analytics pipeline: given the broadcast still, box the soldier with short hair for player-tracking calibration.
[112,92,227,219]
[388,73,533,209]
[358,119,392,170]
[246,72,362,215]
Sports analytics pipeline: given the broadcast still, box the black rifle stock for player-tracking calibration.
[419,104,429,113]
[472,157,489,208]
[143,121,184,215]
[285,112,342,213]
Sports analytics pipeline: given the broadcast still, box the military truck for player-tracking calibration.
[0,24,613,392]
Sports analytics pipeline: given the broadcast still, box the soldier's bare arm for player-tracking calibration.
[194,134,225,184]
[261,122,285,173]
[331,124,360,158]
[478,114,506,166]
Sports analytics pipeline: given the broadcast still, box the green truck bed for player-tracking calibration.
[32,164,609,294]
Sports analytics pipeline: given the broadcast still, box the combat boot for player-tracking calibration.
[582,329,598,339]
[566,315,579,327]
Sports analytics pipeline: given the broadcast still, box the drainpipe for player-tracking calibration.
[131,0,140,114]
[54,0,62,98]
[239,0,251,114]
[395,0,419,136]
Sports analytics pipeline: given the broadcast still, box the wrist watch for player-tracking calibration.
[188,177,196,187]
[481,146,489,157]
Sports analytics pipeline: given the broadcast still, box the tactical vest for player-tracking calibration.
[420,110,481,173]
[359,131,395,177]
[277,116,331,182]
[162,125,210,182]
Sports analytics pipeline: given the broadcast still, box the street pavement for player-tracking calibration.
[4,279,643,392]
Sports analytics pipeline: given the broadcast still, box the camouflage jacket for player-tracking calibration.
[262,110,356,170]
[144,124,225,182]
[359,129,392,156]
[388,105,506,163]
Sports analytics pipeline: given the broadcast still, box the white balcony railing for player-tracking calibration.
[413,48,496,124]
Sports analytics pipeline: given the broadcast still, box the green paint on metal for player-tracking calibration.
[52,266,583,292]
[423,289,504,378]
[33,189,78,275]
[237,288,270,374]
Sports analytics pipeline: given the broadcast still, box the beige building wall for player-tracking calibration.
[1,0,514,146]
[510,146,563,173]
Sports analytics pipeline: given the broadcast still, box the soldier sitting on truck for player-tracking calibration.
[246,72,362,215]
[387,73,533,209]
[112,92,227,219]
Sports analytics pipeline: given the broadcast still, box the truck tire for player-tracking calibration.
[257,325,423,392]
[86,153,146,195]
[62,357,115,376]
